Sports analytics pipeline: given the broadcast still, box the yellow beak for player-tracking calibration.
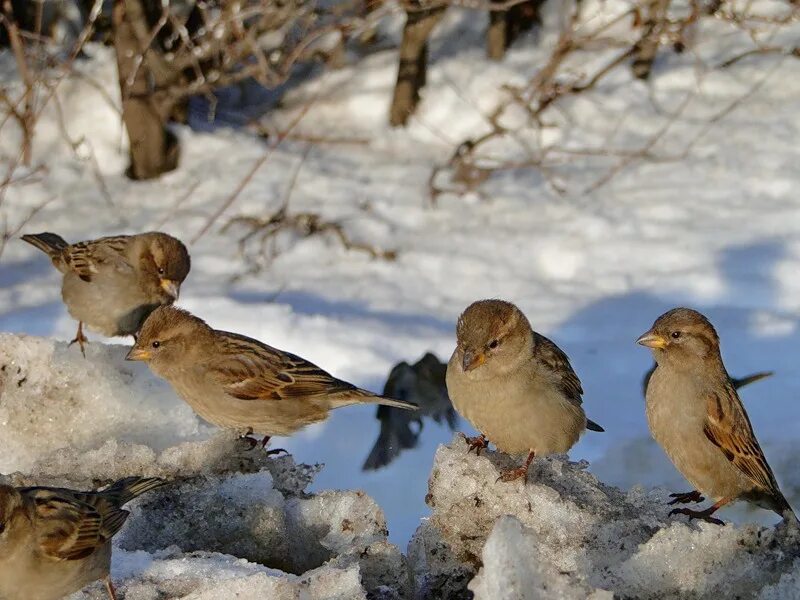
[462,350,486,372]
[160,279,180,300]
[636,331,667,349]
[126,347,151,361]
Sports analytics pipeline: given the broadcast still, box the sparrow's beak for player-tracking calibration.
[160,279,180,300]
[462,349,486,372]
[637,331,667,349]
[126,347,151,361]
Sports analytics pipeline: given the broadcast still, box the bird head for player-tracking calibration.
[637,307,721,366]
[454,299,532,379]
[138,233,191,303]
[127,305,208,374]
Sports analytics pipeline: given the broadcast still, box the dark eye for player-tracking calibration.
[152,341,161,348]
[671,331,681,339]
[0,523,5,534]
[488,339,499,349]
[157,267,165,275]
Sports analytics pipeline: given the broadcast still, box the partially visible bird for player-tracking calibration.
[638,307,795,525]
[127,306,417,448]
[446,300,603,483]
[362,352,457,471]
[0,477,167,600]
[642,361,772,398]
[21,231,190,355]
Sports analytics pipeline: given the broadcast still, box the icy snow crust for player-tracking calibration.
[2,335,799,598]
[409,439,800,599]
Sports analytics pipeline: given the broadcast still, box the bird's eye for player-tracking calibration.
[152,341,161,348]
[157,267,165,275]
[488,339,499,349]
[0,523,5,534]
[671,331,681,339]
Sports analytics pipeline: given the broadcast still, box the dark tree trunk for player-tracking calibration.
[389,3,446,127]
[487,0,542,61]
[112,0,181,180]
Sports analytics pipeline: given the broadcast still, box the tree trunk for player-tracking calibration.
[487,0,542,61]
[112,0,181,180]
[389,3,446,127]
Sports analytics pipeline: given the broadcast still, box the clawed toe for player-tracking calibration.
[460,432,489,456]
[496,467,529,483]
[668,507,724,526]
[668,490,705,505]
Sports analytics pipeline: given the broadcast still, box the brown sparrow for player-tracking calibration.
[638,307,795,524]
[0,477,166,600]
[126,306,417,447]
[446,300,603,483]
[22,231,190,355]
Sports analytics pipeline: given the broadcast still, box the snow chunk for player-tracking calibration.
[409,437,800,599]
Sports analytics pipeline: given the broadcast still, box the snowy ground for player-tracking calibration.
[1,0,800,568]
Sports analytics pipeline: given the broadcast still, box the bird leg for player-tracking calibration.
[668,490,705,505]
[669,497,731,526]
[104,576,118,600]
[460,432,489,456]
[239,429,287,456]
[497,450,535,483]
[69,322,88,357]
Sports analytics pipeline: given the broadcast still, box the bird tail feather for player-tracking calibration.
[732,371,773,389]
[362,423,419,471]
[586,418,604,432]
[330,388,418,410]
[102,476,168,505]
[21,232,69,257]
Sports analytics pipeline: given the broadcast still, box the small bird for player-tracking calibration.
[21,231,190,355]
[642,362,772,398]
[638,307,795,525]
[446,300,603,483]
[363,352,458,471]
[126,306,417,446]
[0,477,166,600]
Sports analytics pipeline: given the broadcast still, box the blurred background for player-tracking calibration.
[1,0,799,546]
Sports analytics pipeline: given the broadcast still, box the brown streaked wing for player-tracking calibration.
[63,235,132,282]
[703,383,782,495]
[533,332,584,406]
[209,331,357,402]
[28,490,107,561]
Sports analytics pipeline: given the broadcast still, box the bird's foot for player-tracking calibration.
[104,576,118,600]
[460,432,489,456]
[239,430,288,456]
[496,465,529,483]
[69,323,89,357]
[668,490,705,505]
[668,506,724,526]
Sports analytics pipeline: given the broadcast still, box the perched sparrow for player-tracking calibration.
[638,308,795,524]
[642,361,772,398]
[363,352,458,471]
[22,232,190,355]
[126,306,417,446]
[446,300,603,483]
[0,477,166,600]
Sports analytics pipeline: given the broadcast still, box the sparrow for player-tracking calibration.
[21,231,191,355]
[642,362,772,398]
[445,299,603,483]
[362,352,458,471]
[0,477,166,600]
[126,306,417,446]
[638,307,795,524]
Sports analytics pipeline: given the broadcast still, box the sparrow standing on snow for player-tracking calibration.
[446,300,603,483]
[22,232,190,355]
[126,306,417,448]
[638,307,795,524]
[0,477,166,600]
[363,352,457,471]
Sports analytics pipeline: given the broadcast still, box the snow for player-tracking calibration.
[2,0,800,594]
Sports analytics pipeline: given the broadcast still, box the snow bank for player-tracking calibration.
[408,437,800,599]
[0,334,408,599]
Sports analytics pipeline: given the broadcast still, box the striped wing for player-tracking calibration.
[62,235,133,282]
[533,332,584,406]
